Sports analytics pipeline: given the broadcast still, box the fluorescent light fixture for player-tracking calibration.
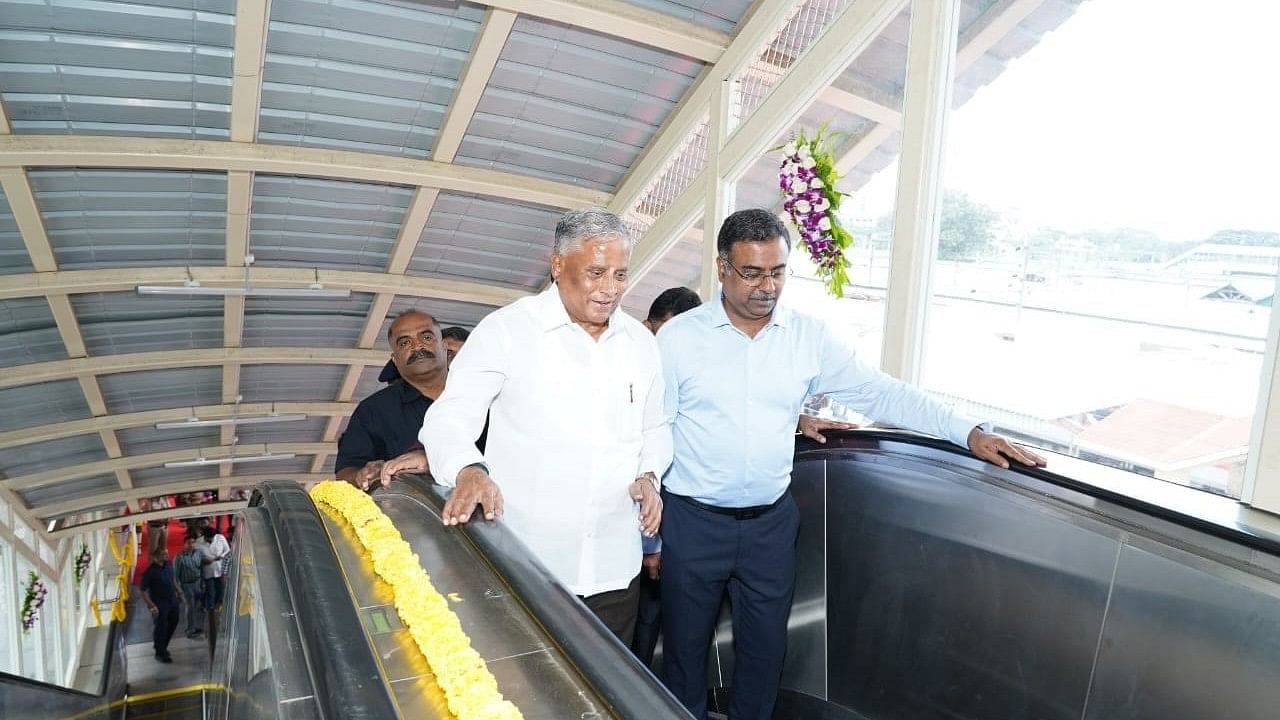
[155,414,308,430]
[137,283,349,299]
[164,453,296,469]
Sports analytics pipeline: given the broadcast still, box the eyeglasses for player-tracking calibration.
[720,256,788,287]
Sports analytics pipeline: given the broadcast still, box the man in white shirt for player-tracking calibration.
[418,208,671,644]
[195,524,230,612]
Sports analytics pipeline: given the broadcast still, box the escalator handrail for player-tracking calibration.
[393,473,696,720]
[798,428,1280,558]
[254,481,400,720]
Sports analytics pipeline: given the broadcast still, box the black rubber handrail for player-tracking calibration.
[254,480,399,720]
[394,473,695,720]
[798,429,1280,558]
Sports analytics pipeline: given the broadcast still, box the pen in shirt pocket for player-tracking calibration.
[629,383,634,403]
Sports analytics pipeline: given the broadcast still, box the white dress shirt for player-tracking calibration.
[421,287,672,596]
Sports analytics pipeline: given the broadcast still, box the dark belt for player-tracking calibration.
[666,491,787,520]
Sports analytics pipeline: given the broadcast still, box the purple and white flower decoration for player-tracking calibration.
[776,127,854,298]
[21,571,47,633]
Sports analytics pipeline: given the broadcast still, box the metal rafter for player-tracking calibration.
[33,473,329,521]
[50,501,248,539]
[0,136,611,209]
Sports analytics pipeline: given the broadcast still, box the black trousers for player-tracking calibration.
[582,573,641,647]
[660,491,800,720]
[153,601,179,654]
[632,570,662,667]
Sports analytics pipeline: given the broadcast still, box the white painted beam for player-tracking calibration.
[4,442,335,491]
[229,0,270,143]
[0,135,611,209]
[386,190,438,275]
[33,473,328,520]
[0,402,356,449]
[0,347,388,389]
[434,9,517,164]
[0,168,56,272]
[700,78,734,300]
[880,0,962,383]
[481,0,728,62]
[47,294,87,358]
[0,266,528,305]
[51,501,249,539]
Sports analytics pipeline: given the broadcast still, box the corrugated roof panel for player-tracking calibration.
[234,415,328,444]
[0,188,33,274]
[99,366,223,414]
[0,433,106,480]
[843,7,910,101]
[242,291,373,348]
[17,473,120,508]
[0,297,67,367]
[248,175,411,270]
[130,464,219,488]
[454,16,701,191]
[376,295,496,350]
[117,424,221,458]
[405,193,560,289]
[258,0,482,157]
[231,455,314,475]
[73,291,224,355]
[30,169,227,269]
[0,379,92,431]
[351,365,382,403]
[623,0,755,33]
[0,0,233,137]
[239,363,345,402]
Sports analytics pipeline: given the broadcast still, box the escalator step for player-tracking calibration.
[124,691,204,720]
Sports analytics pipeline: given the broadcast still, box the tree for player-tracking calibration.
[939,191,998,260]
[1203,229,1280,247]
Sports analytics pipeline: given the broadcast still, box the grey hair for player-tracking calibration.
[553,207,632,255]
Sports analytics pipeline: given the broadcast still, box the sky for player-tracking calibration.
[852,0,1280,243]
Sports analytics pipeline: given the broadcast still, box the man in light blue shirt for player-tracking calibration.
[656,209,1045,720]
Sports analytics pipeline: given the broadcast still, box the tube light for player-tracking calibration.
[137,284,350,299]
[163,453,296,469]
[155,414,309,430]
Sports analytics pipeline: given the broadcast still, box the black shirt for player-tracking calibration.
[334,382,488,473]
[140,562,178,605]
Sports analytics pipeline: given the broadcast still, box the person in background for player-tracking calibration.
[441,326,471,365]
[632,286,702,667]
[413,208,670,645]
[174,534,205,639]
[657,209,1046,720]
[196,525,230,614]
[139,548,183,663]
[336,310,449,489]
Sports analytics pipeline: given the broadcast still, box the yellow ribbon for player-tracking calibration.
[107,530,133,623]
[90,594,103,627]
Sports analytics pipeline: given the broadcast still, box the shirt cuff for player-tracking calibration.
[642,535,662,554]
[948,415,992,449]
[435,448,486,489]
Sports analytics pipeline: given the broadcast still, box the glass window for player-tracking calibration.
[0,542,15,674]
[924,0,1280,499]
[16,558,42,681]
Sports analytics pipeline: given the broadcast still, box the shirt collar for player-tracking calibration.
[534,285,625,340]
[708,295,790,330]
[397,380,428,405]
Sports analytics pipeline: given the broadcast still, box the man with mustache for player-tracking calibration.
[657,209,1046,720]
[335,310,449,490]
[419,208,670,644]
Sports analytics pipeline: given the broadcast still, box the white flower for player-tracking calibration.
[780,161,796,176]
[800,156,816,169]
[795,199,812,214]
[797,143,813,158]
[815,197,830,212]
[783,141,798,155]
[789,178,808,194]
[809,177,825,189]
[818,216,832,231]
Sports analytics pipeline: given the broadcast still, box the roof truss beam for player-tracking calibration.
[33,473,328,521]
[0,136,611,210]
[51,501,248,539]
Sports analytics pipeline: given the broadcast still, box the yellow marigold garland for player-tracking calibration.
[310,481,523,720]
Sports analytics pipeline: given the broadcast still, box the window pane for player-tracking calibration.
[925,0,1280,498]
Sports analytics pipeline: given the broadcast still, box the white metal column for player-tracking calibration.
[880,0,962,382]
[1242,270,1280,514]
[700,78,735,301]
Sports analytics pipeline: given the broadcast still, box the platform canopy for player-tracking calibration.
[0,0,1082,549]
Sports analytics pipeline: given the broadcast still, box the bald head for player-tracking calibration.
[388,310,447,383]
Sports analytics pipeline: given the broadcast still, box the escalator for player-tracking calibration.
[700,430,1280,720]
[7,430,1279,719]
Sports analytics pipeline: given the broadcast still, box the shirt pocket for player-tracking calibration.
[611,365,647,443]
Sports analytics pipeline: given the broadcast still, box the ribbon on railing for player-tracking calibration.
[106,529,134,623]
[89,594,103,627]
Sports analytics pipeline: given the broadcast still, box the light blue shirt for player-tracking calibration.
[658,297,983,508]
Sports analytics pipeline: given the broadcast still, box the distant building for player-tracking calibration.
[1163,243,1280,279]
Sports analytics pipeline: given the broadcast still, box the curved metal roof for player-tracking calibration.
[0,0,1081,549]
